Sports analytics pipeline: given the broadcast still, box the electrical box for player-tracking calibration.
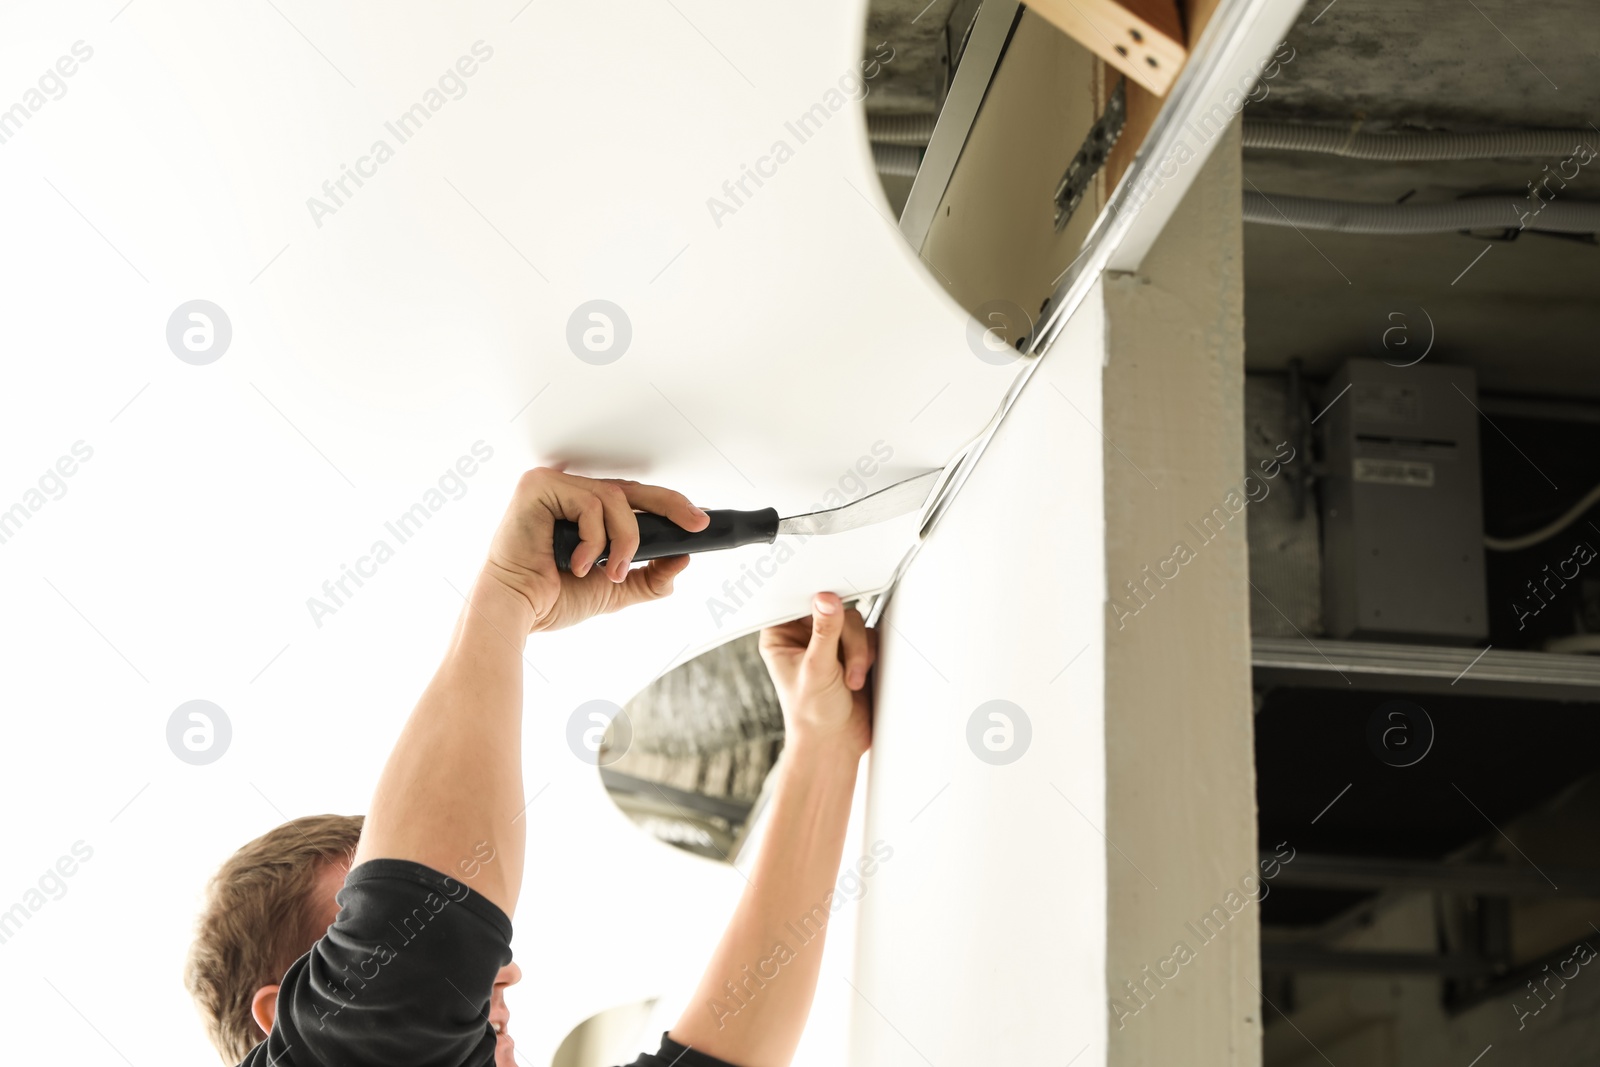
[1320,359,1488,642]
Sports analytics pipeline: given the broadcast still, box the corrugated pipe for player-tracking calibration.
[1243,191,1600,235]
[873,142,923,178]
[867,112,937,146]
[1242,120,1599,161]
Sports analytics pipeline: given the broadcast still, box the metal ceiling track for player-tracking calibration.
[1261,947,1497,978]
[897,0,1023,253]
[1268,851,1600,897]
[1252,637,1600,702]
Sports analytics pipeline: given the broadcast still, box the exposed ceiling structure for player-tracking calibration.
[861,0,971,214]
[851,0,1600,1013]
[1243,0,1600,398]
[862,0,969,112]
[1240,0,1600,1003]
[863,0,1600,399]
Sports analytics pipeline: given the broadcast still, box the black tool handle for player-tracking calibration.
[553,508,780,571]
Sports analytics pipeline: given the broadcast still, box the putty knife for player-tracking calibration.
[553,470,942,571]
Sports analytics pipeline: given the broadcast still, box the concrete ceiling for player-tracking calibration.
[1252,0,1599,130]
[861,0,963,114]
[1243,0,1600,398]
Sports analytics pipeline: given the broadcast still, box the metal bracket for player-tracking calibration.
[944,0,987,92]
[898,0,1022,252]
[1053,77,1126,231]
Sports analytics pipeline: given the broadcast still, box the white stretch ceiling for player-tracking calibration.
[0,1,1020,1063]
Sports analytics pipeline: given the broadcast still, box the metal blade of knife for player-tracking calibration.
[777,470,942,536]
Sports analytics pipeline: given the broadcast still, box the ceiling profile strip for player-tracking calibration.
[897,0,1023,253]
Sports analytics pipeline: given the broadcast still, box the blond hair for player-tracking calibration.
[184,814,363,1062]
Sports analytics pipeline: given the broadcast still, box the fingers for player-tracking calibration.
[528,470,707,582]
[614,480,710,534]
[590,482,640,583]
[801,592,845,680]
[840,607,875,690]
[760,616,811,647]
[608,554,690,610]
[758,617,813,670]
[564,492,607,578]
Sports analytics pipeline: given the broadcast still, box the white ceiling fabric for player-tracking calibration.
[0,1,1021,1063]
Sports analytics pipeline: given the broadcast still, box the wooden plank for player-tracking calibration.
[1103,0,1225,196]
[1183,0,1225,39]
[1028,0,1186,95]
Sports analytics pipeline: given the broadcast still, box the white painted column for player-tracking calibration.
[1101,122,1259,1067]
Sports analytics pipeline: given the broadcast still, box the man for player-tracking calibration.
[185,467,878,1067]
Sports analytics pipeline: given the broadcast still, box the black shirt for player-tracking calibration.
[237,858,738,1067]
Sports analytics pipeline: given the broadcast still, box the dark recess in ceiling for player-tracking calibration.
[1255,686,1600,927]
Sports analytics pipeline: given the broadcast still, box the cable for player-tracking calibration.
[1242,120,1598,162]
[1484,480,1600,552]
[1243,191,1600,236]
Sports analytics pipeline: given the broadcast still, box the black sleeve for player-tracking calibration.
[238,858,512,1067]
[620,1032,745,1067]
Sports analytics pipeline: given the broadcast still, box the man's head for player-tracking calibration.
[184,814,524,1064]
[184,814,364,1062]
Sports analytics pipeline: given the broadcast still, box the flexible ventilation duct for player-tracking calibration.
[1241,120,1598,162]
[1242,191,1600,235]
[872,142,923,178]
[867,112,937,146]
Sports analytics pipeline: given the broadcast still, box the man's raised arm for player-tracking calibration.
[349,467,710,919]
[667,593,878,1067]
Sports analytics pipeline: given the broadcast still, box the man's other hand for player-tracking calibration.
[481,467,710,633]
[759,593,877,759]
